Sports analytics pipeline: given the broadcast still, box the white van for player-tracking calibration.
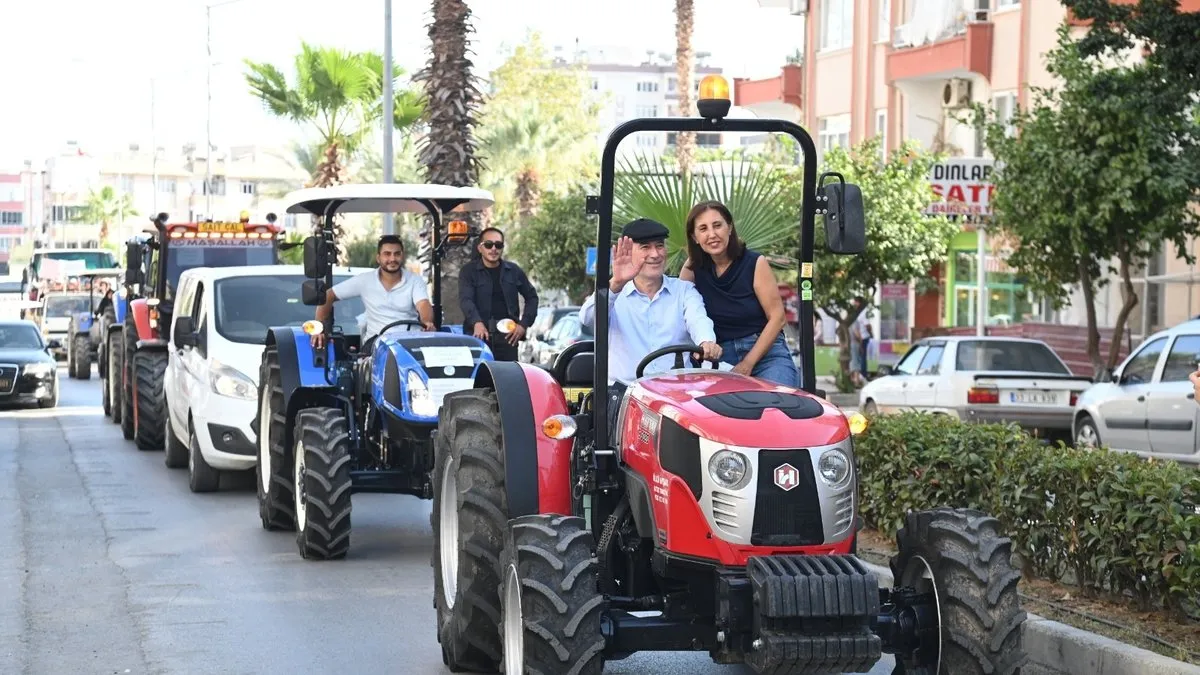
[164,264,369,492]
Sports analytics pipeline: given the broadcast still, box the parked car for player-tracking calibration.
[860,336,1092,440]
[521,305,580,363]
[532,312,593,368]
[1073,318,1200,467]
[0,319,58,408]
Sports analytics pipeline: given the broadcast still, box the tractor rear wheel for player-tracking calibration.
[500,514,605,675]
[431,389,506,672]
[256,345,295,531]
[292,407,353,560]
[105,330,122,423]
[132,351,168,451]
[890,507,1026,675]
[71,335,91,380]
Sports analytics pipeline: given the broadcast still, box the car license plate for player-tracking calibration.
[1010,391,1058,405]
[0,378,10,391]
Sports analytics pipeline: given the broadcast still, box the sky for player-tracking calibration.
[0,0,806,168]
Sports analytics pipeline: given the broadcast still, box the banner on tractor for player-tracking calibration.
[171,237,274,248]
[924,158,994,219]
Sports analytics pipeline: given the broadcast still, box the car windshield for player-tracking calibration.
[213,274,365,344]
[44,295,91,317]
[0,324,43,349]
[955,340,1070,374]
[165,242,276,303]
[35,251,117,274]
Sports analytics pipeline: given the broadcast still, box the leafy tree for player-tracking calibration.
[508,186,597,303]
[1062,0,1200,96]
[73,186,138,245]
[974,26,1200,376]
[414,0,486,326]
[479,102,584,226]
[803,136,958,379]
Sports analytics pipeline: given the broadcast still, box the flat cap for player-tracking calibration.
[621,218,669,243]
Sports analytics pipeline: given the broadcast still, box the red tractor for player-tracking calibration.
[111,212,283,450]
[430,77,1026,675]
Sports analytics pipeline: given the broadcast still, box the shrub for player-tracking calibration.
[854,412,1200,615]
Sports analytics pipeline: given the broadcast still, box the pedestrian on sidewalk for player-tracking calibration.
[458,227,538,362]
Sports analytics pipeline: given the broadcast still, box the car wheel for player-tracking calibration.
[1075,415,1101,448]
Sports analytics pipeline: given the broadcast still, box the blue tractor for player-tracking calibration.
[253,184,499,560]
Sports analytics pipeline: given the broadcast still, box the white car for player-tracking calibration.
[859,336,1093,440]
[164,264,368,492]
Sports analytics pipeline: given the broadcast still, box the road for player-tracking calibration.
[1,370,894,675]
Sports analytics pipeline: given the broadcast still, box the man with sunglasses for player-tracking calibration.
[459,227,538,361]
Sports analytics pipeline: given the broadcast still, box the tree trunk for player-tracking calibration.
[1076,259,1104,378]
[416,0,484,328]
[1106,247,1140,370]
[674,0,696,181]
[515,168,540,226]
[312,141,348,263]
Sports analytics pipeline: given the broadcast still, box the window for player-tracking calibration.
[635,105,659,118]
[668,77,678,92]
[875,109,888,157]
[996,0,1020,9]
[158,178,176,193]
[895,344,929,375]
[241,181,256,195]
[820,0,854,50]
[590,78,599,91]
[1121,337,1167,384]
[818,115,851,160]
[1161,335,1200,382]
[636,81,659,93]
[0,211,22,225]
[993,92,1016,137]
[213,274,366,344]
[876,0,891,42]
[636,134,659,147]
[917,344,945,375]
[954,340,1071,374]
[203,176,226,196]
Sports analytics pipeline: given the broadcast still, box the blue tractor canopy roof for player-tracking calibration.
[282,183,495,217]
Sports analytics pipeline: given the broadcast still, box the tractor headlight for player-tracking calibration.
[817,449,852,488]
[210,360,256,400]
[708,449,750,490]
[407,370,437,418]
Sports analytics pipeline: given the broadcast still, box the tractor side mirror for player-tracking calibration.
[303,236,326,279]
[819,173,866,255]
[445,220,470,246]
[173,316,197,348]
[301,279,328,306]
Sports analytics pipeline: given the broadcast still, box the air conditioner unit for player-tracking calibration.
[942,79,972,108]
[790,0,808,15]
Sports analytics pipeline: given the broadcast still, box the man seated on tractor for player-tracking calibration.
[580,217,722,438]
[310,235,435,353]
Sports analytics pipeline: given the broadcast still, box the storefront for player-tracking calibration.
[945,229,1036,327]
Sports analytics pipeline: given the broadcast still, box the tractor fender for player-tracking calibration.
[135,339,168,351]
[473,361,572,518]
[621,467,659,542]
[128,298,153,341]
[265,327,340,450]
[115,292,127,325]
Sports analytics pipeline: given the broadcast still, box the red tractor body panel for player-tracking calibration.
[518,364,574,516]
[621,372,855,567]
[128,298,155,340]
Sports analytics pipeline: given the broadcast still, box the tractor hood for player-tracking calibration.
[630,372,850,448]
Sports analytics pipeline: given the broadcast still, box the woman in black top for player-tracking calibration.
[680,200,800,387]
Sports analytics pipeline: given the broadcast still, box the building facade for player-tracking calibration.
[0,171,31,273]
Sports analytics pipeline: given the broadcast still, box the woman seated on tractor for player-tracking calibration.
[680,200,801,388]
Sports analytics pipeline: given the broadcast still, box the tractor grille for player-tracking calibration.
[752,449,824,546]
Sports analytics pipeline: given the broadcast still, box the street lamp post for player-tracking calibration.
[382,0,396,235]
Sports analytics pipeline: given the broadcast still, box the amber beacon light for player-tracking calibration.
[696,74,732,119]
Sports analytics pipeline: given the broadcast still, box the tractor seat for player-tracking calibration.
[553,340,595,388]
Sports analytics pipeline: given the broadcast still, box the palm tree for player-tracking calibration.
[73,186,138,245]
[414,0,486,325]
[675,0,697,181]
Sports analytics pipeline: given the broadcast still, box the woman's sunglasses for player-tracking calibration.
[481,241,505,250]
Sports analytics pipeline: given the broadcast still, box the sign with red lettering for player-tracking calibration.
[925,158,994,218]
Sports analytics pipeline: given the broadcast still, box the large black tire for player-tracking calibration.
[120,313,137,440]
[256,345,296,531]
[164,412,188,469]
[890,508,1026,675]
[293,407,353,560]
[431,389,507,672]
[132,351,168,451]
[188,423,221,492]
[106,329,122,424]
[71,335,91,380]
[500,515,605,675]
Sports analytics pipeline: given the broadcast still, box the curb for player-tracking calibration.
[823,393,859,408]
[860,562,1200,675]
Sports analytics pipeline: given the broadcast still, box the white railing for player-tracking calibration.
[893,0,990,48]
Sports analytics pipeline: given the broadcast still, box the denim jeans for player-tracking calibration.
[719,332,801,388]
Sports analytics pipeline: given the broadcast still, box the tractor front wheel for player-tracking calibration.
[105,330,122,423]
[256,345,295,531]
[292,407,352,560]
[71,335,91,380]
[431,389,506,672]
[890,507,1027,675]
[500,514,605,675]
[132,351,168,451]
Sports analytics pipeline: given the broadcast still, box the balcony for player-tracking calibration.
[733,64,804,123]
[888,0,993,82]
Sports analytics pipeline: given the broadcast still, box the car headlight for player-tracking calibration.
[210,360,256,400]
[407,370,438,417]
[23,362,55,376]
[817,449,852,488]
[708,449,751,490]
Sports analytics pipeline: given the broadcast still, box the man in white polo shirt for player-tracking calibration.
[310,235,435,351]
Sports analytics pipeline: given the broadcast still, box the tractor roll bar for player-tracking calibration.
[592,117,819,454]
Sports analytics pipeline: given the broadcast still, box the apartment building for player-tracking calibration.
[0,170,32,273]
[743,0,1200,362]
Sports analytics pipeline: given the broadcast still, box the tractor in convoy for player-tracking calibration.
[65,268,123,380]
[253,184,498,561]
[430,75,1027,675]
[103,211,284,450]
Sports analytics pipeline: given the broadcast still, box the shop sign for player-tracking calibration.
[925,158,994,218]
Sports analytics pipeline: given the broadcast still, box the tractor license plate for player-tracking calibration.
[197,221,244,233]
[1009,391,1058,405]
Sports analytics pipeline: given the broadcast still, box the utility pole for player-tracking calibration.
[151,78,158,215]
[206,2,213,219]
[382,0,396,235]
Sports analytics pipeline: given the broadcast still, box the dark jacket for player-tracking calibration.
[459,258,538,332]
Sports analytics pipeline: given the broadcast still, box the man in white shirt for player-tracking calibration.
[311,235,435,351]
[580,218,721,438]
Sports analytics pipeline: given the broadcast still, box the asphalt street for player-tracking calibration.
[1,369,894,675]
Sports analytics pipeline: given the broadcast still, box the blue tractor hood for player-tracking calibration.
[372,331,493,424]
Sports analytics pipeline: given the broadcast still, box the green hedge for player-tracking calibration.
[854,412,1200,615]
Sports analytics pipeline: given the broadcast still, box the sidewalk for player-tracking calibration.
[815,374,859,409]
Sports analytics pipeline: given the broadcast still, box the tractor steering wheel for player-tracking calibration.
[635,344,722,379]
[378,319,429,335]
